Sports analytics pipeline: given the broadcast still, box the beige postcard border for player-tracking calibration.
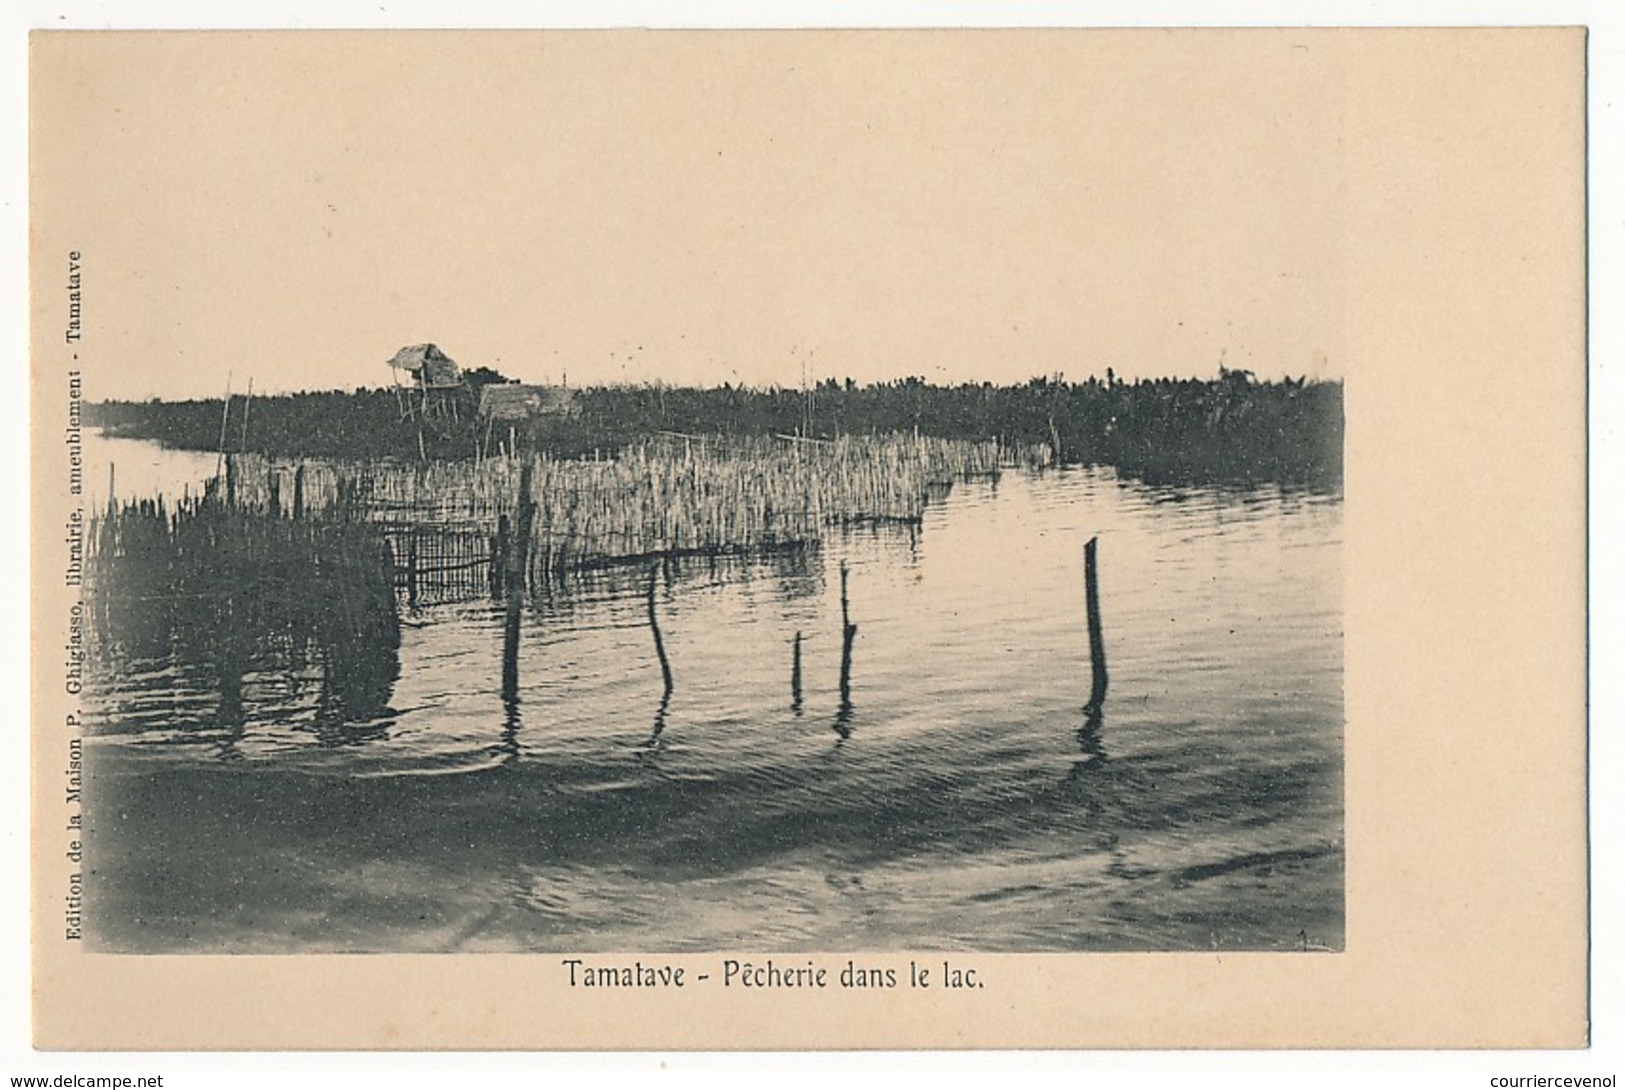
[28,27,1587,1050]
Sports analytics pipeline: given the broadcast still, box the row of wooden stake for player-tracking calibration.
[502,525,1109,736]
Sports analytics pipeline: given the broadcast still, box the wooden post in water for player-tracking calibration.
[648,563,674,696]
[840,561,851,631]
[511,458,535,596]
[501,459,535,711]
[406,529,419,611]
[791,630,803,713]
[1084,536,1108,712]
[501,586,522,710]
[836,562,857,738]
[490,513,510,599]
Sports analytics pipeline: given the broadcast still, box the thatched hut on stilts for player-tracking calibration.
[387,343,467,460]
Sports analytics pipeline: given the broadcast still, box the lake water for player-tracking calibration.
[80,434,1343,953]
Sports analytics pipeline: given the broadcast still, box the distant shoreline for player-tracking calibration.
[87,373,1342,491]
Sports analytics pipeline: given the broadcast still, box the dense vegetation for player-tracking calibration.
[88,370,1342,489]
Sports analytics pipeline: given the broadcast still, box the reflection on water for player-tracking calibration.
[87,496,401,757]
[82,463,1343,954]
[1076,707,1106,767]
[641,690,672,765]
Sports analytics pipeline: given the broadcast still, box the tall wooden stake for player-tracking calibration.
[509,458,535,595]
[406,529,419,610]
[1084,536,1108,711]
[845,562,858,630]
[491,513,511,599]
[502,458,535,716]
[791,630,803,713]
[835,562,856,738]
[648,563,674,696]
[501,595,522,714]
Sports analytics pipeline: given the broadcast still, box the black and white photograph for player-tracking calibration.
[58,31,1345,957]
[24,22,1588,1054]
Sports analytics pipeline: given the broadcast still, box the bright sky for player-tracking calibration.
[34,31,1347,399]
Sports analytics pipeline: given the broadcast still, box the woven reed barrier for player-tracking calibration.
[211,434,1004,600]
[83,494,401,725]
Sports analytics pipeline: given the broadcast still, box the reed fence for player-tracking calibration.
[202,433,1003,605]
[83,494,401,729]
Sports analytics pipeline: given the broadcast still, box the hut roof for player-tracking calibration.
[387,343,463,388]
[478,384,579,422]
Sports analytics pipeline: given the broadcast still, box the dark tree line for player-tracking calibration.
[88,369,1342,489]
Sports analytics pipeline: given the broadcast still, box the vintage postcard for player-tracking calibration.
[28,28,1586,1050]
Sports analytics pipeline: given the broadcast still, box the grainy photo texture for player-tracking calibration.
[31,27,1584,1050]
[57,31,1344,956]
